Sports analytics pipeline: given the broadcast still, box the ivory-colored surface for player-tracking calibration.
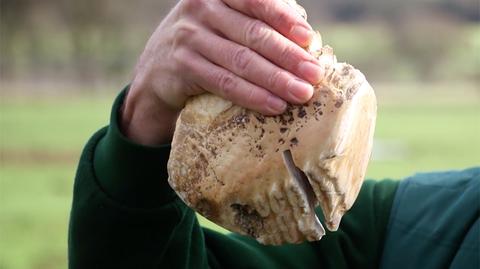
[168,8,377,245]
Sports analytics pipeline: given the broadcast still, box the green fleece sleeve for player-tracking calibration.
[68,89,399,269]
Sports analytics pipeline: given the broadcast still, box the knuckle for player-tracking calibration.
[175,22,197,45]
[267,70,285,90]
[182,0,218,17]
[245,87,262,107]
[243,88,259,108]
[244,20,269,47]
[172,48,191,71]
[274,10,294,30]
[216,73,237,97]
[182,0,208,12]
[232,47,253,73]
[279,45,298,67]
[246,0,266,9]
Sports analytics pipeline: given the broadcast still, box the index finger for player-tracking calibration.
[221,0,314,47]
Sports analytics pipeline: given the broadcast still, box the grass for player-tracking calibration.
[1,83,479,269]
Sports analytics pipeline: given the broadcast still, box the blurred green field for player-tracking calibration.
[1,83,479,269]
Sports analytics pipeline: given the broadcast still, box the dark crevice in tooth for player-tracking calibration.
[282,150,317,209]
[282,150,325,240]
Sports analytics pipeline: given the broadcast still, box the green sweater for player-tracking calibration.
[67,90,399,268]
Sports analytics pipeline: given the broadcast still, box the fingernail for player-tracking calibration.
[287,79,314,103]
[298,61,324,84]
[266,95,287,114]
[291,25,314,46]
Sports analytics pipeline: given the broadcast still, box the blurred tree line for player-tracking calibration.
[0,0,479,90]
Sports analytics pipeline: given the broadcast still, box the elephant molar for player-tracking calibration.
[168,2,376,245]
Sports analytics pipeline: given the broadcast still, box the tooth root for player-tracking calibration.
[290,224,303,243]
[305,168,350,232]
[326,205,346,231]
[257,235,268,245]
[255,194,271,217]
[284,185,311,237]
[263,222,283,246]
[289,223,302,243]
[268,185,286,214]
[264,217,278,236]
[286,204,305,243]
[275,212,303,244]
[271,233,283,245]
[276,214,288,233]
[306,219,326,241]
[259,234,280,246]
[276,214,292,242]
[285,182,310,217]
[284,185,304,235]
[268,205,283,232]
[315,223,326,239]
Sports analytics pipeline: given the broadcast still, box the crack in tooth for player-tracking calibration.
[282,150,326,241]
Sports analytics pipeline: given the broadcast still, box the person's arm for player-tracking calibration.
[69,88,399,268]
[68,89,205,268]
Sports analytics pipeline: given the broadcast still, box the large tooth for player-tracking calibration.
[168,1,376,245]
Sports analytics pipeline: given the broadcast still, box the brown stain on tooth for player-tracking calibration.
[230,203,264,238]
[290,137,299,146]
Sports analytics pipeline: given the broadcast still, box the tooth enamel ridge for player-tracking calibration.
[167,1,376,245]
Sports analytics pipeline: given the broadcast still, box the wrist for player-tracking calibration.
[120,82,179,146]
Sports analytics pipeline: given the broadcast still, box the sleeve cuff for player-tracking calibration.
[93,87,177,208]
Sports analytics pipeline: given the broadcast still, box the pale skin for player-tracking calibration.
[121,0,324,146]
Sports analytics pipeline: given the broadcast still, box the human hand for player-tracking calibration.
[121,0,324,145]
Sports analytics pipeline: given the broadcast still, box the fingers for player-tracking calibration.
[175,48,287,115]
[169,0,323,114]
[205,2,323,85]
[221,0,313,47]
[191,28,313,104]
